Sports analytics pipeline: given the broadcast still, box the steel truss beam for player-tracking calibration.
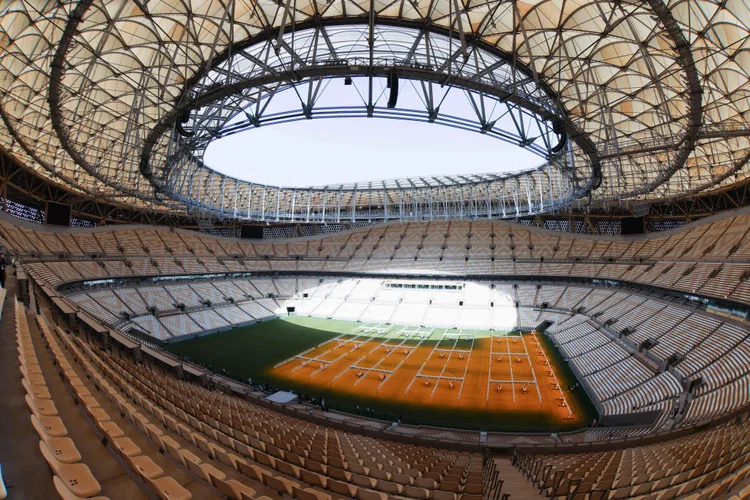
[135,24,599,222]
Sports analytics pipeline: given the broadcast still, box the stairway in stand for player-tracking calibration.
[489,456,546,499]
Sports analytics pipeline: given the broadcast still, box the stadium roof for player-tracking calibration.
[0,0,748,222]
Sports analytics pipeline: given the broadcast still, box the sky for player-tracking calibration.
[204,118,542,187]
[202,78,544,187]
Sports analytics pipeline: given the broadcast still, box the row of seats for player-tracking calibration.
[54,270,750,428]
[42,297,488,500]
[19,253,750,313]
[4,214,750,262]
[514,414,750,499]
[34,310,202,499]
[16,300,111,500]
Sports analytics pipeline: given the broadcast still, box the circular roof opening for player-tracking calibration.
[203,116,543,187]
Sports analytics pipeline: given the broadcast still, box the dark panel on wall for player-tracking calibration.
[240,224,264,239]
[46,202,71,226]
[621,216,645,235]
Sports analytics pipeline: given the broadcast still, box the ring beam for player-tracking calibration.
[142,24,597,222]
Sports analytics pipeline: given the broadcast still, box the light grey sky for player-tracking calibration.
[203,78,543,187]
[205,118,541,186]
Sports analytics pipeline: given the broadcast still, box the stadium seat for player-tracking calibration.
[31,417,81,464]
[128,453,165,480]
[403,485,430,499]
[26,394,57,416]
[328,478,357,497]
[53,476,110,500]
[112,437,142,458]
[39,442,102,498]
[144,475,193,500]
[208,468,256,499]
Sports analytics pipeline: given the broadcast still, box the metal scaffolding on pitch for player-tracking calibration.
[332,325,427,388]
[486,331,542,403]
[353,323,391,335]
[531,331,574,418]
[405,329,476,397]
[442,330,475,340]
[274,324,391,375]
[398,326,435,339]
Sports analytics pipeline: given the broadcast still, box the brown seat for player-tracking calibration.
[415,477,438,489]
[145,423,165,447]
[128,454,165,480]
[265,474,301,496]
[292,486,333,500]
[237,458,268,483]
[145,475,193,500]
[32,413,68,437]
[26,394,58,416]
[208,468,257,500]
[113,437,142,458]
[40,442,102,498]
[403,485,430,499]
[300,468,328,488]
[276,460,301,479]
[31,415,81,464]
[351,473,377,489]
[431,491,456,500]
[377,480,402,495]
[22,378,51,399]
[356,489,388,500]
[187,459,225,484]
[463,481,482,494]
[98,421,125,440]
[85,406,111,425]
[78,395,101,409]
[53,476,110,500]
[328,479,357,498]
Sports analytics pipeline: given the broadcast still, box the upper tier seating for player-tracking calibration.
[4,211,750,310]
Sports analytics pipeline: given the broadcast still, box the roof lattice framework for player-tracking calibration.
[0,0,748,220]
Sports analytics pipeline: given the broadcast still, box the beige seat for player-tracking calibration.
[415,477,438,489]
[22,363,43,375]
[356,488,388,500]
[53,476,110,500]
[113,437,142,458]
[403,485,430,499]
[145,475,193,500]
[32,412,68,437]
[377,480,402,495]
[440,481,461,493]
[241,493,273,500]
[328,479,357,497]
[32,416,81,464]
[145,422,165,444]
[186,457,225,484]
[98,421,125,441]
[40,442,102,498]
[85,406,111,425]
[431,491,456,500]
[237,458,268,483]
[265,474,301,496]
[276,460,301,479]
[163,438,186,465]
[20,367,45,386]
[351,473,377,489]
[208,469,257,500]
[292,486,333,500]
[22,378,51,399]
[127,454,165,480]
[178,448,202,469]
[462,483,482,495]
[300,468,328,488]
[26,394,58,416]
